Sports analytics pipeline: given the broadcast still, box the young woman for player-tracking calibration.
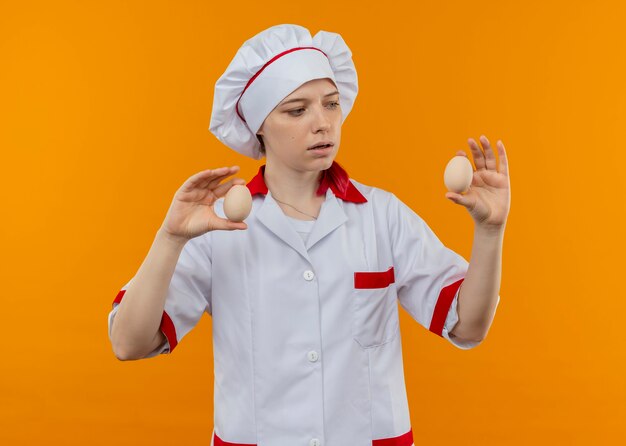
[108,24,510,446]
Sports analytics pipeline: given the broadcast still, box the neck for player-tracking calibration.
[263,160,325,204]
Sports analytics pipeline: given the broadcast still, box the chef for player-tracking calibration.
[108,24,510,446]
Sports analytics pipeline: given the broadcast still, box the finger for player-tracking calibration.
[183,166,239,191]
[479,135,497,171]
[468,138,487,170]
[213,177,247,198]
[194,166,237,190]
[183,168,220,190]
[496,140,509,176]
[205,166,241,189]
[455,150,469,158]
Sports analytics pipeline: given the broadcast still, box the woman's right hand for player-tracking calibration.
[160,166,249,241]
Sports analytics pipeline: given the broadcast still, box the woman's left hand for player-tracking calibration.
[445,135,511,231]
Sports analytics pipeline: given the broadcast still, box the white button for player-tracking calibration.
[310,439,321,446]
[307,350,319,362]
[303,270,315,281]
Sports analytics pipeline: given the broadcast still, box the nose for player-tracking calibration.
[312,104,331,133]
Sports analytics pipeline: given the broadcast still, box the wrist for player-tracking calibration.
[156,227,190,247]
[474,223,506,238]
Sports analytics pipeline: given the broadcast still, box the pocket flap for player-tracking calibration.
[354,266,395,289]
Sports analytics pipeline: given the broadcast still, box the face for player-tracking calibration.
[256,78,342,173]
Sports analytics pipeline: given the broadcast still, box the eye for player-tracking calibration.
[327,101,340,109]
[288,108,305,116]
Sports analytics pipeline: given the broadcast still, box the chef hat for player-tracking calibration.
[209,24,358,159]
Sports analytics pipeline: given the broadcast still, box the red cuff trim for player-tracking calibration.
[160,311,177,352]
[354,266,395,289]
[113,289,125,306]
[113,289,178,352]
[429,278,464,337]
[373,428,414,446]
[214,433,256,446]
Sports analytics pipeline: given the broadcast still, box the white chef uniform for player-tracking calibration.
[108,160,499,446]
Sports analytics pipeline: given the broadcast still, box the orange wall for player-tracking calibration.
[1,1,624,444]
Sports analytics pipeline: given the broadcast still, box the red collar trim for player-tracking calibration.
[246,161,367,203]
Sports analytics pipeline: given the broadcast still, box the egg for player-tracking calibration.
[223,185,252,222]
[444,156,474,193]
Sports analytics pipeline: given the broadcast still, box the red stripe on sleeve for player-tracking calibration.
[214,433,257,446]
[429,278,464,337]
[354,266,395,289]
[373,428,414,446]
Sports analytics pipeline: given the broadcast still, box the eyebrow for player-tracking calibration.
[279,90,340,106]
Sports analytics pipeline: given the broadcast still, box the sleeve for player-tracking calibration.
[388,193,493,350]
[107,232,213,357]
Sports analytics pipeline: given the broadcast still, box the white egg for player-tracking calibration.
[444,156,474,193]
[223,185,252,222]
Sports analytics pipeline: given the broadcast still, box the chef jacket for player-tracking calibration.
[108,161,499,446]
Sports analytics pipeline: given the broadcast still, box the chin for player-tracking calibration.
[317,156,335,170]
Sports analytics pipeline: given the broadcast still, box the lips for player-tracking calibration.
[308,141,334,150]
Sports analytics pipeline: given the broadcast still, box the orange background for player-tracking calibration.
[1,0,624,444]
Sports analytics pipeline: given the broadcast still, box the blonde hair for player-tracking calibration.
[256,134,266,156]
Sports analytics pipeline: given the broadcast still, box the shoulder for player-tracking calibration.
[348,178,413,218]
[348,178,396,206]
[349,178,427,227]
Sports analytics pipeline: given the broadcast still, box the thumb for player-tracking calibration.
[229,221,248,231]
[445,191,472,208]
[220,218,248,231]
